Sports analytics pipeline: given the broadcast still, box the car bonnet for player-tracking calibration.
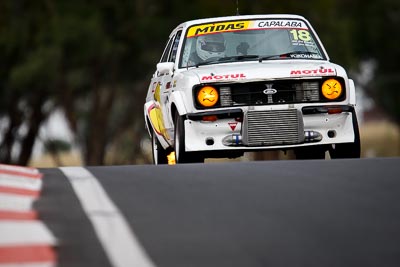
[188,61,338,84]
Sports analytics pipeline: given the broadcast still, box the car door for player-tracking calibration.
[147,34,174,141]
[158,30,182,143]
[148,30,182,144]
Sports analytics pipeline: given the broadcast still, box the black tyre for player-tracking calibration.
[151,130,169,165]
[329,110,361,159]
[174,113,204,163]
[295,145,327,159]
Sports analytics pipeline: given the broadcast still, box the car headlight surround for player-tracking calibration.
[321,78,343,100]
[197,86,219,107]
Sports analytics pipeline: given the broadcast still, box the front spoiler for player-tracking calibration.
[183,105,356,152]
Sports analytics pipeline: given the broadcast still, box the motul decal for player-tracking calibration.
[290,68,336,76]
[202,73,246,81]
[228,122,238,131]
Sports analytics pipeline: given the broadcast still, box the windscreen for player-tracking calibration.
[179,19,325,68]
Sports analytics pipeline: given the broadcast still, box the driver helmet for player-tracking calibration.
[196,34,225,61]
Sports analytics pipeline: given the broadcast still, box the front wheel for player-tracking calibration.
[329,110,361,159]
[151,130,169,165]
[174,113,204,164]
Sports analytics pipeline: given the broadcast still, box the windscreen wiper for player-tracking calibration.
[195,55,259,67]
[217,55,259,62]
[195,60,221,68]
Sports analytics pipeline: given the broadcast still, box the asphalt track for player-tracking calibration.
[37,158,400,267]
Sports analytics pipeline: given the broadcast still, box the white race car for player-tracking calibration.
[144,14,360,164]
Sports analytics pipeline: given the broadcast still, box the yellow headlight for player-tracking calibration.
[197,86,219,107]
[322,79,343,100]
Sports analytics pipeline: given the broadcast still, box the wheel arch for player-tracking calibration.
[348,79,356,106]
[169,91,188,121]
[144,102,170,150]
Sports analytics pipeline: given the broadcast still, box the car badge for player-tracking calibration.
[263,84,277,104]
[263,84,277,95]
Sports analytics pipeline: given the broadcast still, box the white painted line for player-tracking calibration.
[0,221,57,246]
[60,167,155,267]
[0,194,35,212]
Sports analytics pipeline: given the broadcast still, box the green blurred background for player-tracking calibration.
[0,0,399,166]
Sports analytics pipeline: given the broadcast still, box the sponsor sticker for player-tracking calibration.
[228,122,238,131]
[289,53,323,59]
[254,20,306,29]
[290,68,336,77]
[151,82,157,93]
[187,19,307,38]
[201,73,246,81]
[187,21,250,37]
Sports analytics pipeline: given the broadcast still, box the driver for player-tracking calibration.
[189,34,226,64]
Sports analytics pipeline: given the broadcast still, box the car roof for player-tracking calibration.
[174,14,308,30]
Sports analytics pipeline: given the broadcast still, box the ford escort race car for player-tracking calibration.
[144,14,360,164]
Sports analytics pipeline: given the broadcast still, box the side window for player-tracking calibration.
[160,36,174,63]
[168,30,182,63]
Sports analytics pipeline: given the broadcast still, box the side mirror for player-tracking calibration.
[156,62,174,76]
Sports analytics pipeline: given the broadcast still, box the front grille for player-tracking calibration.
[242,109,304,146]
[194,77,346,109]
[231,80,320,106]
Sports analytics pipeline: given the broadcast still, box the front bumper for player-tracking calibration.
[184,105,356,152]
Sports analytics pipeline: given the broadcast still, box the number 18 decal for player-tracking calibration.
[290,29,311,41]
